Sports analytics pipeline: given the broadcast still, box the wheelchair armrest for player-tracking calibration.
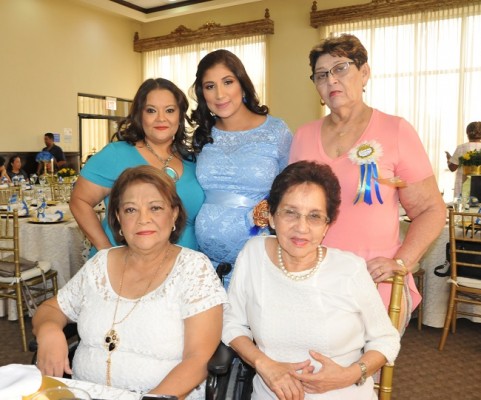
[208,342,236,375]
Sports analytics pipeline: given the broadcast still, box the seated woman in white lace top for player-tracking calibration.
[33,165,227,399]
[222,161,400,400]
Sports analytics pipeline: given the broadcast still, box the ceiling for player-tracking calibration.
[76,0,261,22]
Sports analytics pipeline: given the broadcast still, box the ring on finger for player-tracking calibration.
[379,267,384,275]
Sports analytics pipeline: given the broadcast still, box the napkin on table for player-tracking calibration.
[37,210,64,222]
[0,364,42,400]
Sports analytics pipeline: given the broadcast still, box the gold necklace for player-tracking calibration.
[277,244,324,281]
[104,245,171,386]
[144,141,179,182]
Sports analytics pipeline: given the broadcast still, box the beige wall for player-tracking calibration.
[0,0,142,152]
[1,0,366,152]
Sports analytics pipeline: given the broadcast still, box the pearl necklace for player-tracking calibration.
[104,245,171,386]
[277,244,324,281]
[144,141,179,182]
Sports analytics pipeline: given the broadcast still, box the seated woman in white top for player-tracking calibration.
[222,161,400,400]
[33,165,227,399]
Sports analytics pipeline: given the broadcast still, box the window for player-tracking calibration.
[142,35,267,107]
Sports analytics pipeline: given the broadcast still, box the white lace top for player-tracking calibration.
[223,236,400,400]
[57,246,227,398]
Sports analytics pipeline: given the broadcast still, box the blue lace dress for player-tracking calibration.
[195,115,292,287]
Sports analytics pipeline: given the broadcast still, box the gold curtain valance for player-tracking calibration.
[134,9,273,52]
[310,0,481,28]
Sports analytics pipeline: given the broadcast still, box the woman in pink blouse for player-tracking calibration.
[289,34,446,327]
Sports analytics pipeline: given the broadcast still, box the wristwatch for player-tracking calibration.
[394,258,408,276]
[356,361,367,386]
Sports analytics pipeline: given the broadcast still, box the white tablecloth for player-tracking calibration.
[400,219,481,328]
[56,377,141,400]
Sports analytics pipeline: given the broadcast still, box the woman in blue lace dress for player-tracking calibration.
[190,49,292,287]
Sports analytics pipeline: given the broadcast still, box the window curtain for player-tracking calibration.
[320,4,481,200]
[143,35,267,106]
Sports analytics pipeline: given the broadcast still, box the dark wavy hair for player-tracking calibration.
[467,121,481,141]
[267,161,341,224]
[108,165,187,245]
[190,49,269,153]
[115,78,195,161]
[7,154,22,172]
[309,34,368,77]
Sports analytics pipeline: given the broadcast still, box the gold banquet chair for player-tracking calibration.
[438,209,481,351]
[0,186,21,205]
[0,209,58,351]
[375,273,405,400]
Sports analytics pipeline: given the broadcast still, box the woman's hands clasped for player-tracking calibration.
[256,356,313,400]
[256,351,358,399]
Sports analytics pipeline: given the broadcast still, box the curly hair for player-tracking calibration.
[467,121,481,141]
[189,49,268,153]
[108,165,187,245]
[115,78,195,161]
[267,161,341,224]
[309,33,368,77]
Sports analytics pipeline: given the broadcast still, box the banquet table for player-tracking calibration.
[400,217,481,328]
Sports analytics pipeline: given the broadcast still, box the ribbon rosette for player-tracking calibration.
[348,140,384,205]
[248,199,270,236]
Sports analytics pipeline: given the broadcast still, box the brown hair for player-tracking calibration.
[108,165,186,244]
[309,34,368,77]
[467,121,481,141]
[267,161,341,224]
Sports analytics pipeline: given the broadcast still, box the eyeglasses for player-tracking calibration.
[276,208,330,226]
[310,61,355,85]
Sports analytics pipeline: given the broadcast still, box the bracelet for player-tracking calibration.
[355,361,367,386]
[394,258,408,276]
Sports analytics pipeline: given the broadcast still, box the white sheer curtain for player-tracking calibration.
[143,35,267,106]
[320,4,481,199]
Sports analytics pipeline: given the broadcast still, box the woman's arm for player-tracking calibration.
[148,305,223,399]
[367,175,446,279]
[294,350,386,394]
[32,297,71,377]
[69,176,112,251]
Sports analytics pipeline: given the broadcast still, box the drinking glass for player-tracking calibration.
[31,386,91,400]
[30,173,38,185]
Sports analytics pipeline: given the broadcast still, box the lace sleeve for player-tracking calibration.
[57,250,107,322]
[176,249,227,319]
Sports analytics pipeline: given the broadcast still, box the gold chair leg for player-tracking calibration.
[439,284,456,350]
[14,284,28,352]
[416,274,424,331]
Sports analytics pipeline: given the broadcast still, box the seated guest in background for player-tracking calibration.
[223,161,400,400]
[0,156,11,183]
[36,132,66,174]
[445,121,481,198]
[70,78,204,255]
[7,154,28,182]
[33,165,226,398]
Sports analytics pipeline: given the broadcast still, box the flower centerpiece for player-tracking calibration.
[459,149,481,175]
[35,151,53,177]
[57,167,77,183]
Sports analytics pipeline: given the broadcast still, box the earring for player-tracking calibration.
[242,94,247,104]
[119,229,123,237]
[320,99,326,106]
[172,225,176,232]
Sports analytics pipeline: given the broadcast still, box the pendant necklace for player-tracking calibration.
[144,140,179,182]
[277,244,324,281]
[104,245,171,386]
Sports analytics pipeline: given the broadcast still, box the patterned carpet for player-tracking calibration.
[1,315,480,399]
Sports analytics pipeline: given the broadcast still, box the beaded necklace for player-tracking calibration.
[277,244,324,281]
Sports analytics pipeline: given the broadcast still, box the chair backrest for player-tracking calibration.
[0,209,20,278]
[0,186,21,205]
[376,273,405,400]
[448,209,481,280]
